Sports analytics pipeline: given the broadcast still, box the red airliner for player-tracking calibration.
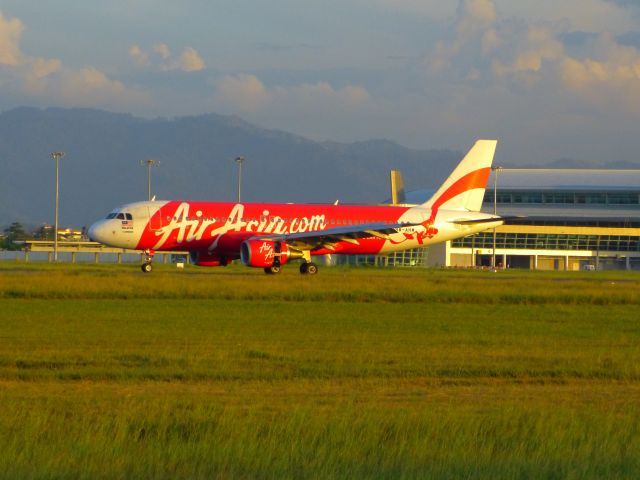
[88,139,502,274]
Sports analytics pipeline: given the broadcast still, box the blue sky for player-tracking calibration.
[2,0,640,165]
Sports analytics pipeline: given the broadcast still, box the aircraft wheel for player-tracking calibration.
[141,262,153,273]
[300,262,318,275]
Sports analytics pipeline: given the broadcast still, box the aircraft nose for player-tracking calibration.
[88,221,106,243]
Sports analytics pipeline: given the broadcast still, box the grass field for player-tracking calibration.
[1,262,640,479]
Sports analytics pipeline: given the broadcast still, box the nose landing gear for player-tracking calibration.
[141,249,155,273]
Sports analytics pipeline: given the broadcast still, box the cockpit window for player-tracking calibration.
[106,213,117,219]
[117,213,125,220]
[125,213,133,220]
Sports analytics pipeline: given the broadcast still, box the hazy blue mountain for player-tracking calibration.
[0,107,461,229]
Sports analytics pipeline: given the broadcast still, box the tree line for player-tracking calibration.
[1,223,54,250]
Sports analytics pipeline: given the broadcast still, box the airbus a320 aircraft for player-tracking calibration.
[88,139,503,274]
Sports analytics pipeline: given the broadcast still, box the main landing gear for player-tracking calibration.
[298,250,318,275]
[141,249,154,273]
[299,262,318,275]
[263,262,318,275]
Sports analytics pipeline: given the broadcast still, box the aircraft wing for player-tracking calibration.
[252,221,422,251]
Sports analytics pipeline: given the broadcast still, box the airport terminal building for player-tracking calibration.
[427,169,640,271]
[341,169,640,271]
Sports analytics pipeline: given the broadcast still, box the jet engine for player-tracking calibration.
[240,239,301,268]
[189,251,232,267]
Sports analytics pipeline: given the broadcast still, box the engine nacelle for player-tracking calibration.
[189,251,232,267]
[240,239,295,268]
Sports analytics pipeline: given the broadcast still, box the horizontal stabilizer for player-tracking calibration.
[450,216,521,225]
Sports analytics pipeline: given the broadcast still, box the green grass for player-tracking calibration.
[1,262,640,478]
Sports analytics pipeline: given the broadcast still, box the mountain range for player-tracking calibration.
[1,107,637,230]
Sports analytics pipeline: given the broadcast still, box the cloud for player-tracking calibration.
[178,47,206,72]
[23,58,63,94]
[0,11,23,66]
[426,0,640,115]
[273,82,370,110]
[559,34,640,112]
[154,43,171,60]
[214,74,371,117]
[492,24,564,76]
[129,45,149,67]
[130,44,206,72]
[213,74,271,112]
[0,11,61,94]
[26,65,148,111]
[210,74,376,143]
[457,0,497,31]
[430,0,498,73]
[58,68,130,103]
[0,11,146,109]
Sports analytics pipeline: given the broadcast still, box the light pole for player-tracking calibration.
[235,156,245,203]
[50,151,65,262]
[140,159,160,201]
[492,165,503,271]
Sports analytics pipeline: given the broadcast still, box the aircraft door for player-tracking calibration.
[147,206,165,231]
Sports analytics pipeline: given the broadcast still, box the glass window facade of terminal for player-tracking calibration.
[338,248,428,267]
[453,232,640,252]
[484,190,640,206]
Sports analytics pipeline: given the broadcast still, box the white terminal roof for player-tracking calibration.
[403,169,640,220]
[488,169,640,191]
[485,169,640,219]
[482,204,640,219]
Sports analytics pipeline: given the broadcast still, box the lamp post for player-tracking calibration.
[140,159,160,201]
[492,165,503,271]
[235,156,245,203]
[50,151,65,262]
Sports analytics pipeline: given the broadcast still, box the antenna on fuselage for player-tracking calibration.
[151,195,156,202]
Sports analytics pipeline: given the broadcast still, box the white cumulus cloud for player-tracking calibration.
[559,34,640,113]
[178,47,206,72]
[492,24,565,77]
[130,43,206,72]
[0,11,146,109]
[213,74,271,112]
[154,43,171,60]
[428,0,640,115]
[128,45,150,67]
[0,11,62,94]
[213,74,371,115]
[211,73,373,140]
[0,11,23,66]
